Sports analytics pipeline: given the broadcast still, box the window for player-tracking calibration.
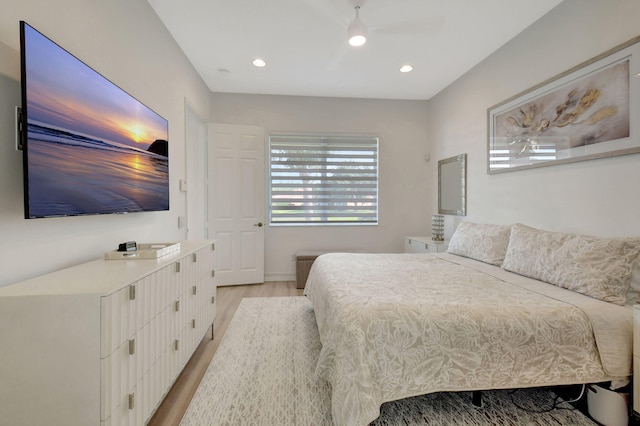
[269,134,379,225]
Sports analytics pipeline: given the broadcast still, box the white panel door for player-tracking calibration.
[208,124,265,286]
[185,105,208,240]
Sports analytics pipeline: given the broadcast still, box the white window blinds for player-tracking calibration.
[269,134,379,225]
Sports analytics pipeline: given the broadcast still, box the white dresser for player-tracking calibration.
[0,240,217,426]
[404,236,448,254]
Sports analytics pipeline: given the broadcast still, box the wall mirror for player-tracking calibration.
[438,154,467,216]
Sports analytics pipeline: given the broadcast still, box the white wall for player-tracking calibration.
[429,0,640,239]
[210,93,431,280]
[0,0,210,287]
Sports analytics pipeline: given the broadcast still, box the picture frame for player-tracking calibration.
[487,35,640,174]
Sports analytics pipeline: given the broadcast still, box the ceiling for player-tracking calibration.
[147,0,564,100]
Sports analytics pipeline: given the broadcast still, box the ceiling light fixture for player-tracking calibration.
[400,65,414,73]
[252,58,266,67]
[348,5,367,47]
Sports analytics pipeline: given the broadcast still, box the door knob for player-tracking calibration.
[254,222,264,227]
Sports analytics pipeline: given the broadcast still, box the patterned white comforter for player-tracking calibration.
[304,252,632,426]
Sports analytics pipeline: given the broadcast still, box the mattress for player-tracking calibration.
[304,252,632,426]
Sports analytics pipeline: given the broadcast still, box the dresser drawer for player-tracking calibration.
[101,285,135,358]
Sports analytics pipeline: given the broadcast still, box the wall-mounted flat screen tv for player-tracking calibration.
[20,21,169,219]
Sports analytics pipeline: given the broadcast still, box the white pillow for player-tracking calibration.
[502,224,640,305]
[447,221,512,265]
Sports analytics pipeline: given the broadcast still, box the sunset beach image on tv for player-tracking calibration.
[21,22,169,218]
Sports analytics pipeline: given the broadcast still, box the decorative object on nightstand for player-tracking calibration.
[431,215,444,241]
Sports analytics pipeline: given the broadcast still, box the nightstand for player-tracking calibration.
[404,236,447,254]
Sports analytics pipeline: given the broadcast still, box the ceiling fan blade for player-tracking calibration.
[298,0,346,26]
[325,42,350,71]
[372,15,445,36]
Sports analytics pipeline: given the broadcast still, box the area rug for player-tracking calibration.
[180,297,596,426]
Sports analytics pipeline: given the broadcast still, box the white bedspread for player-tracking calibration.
[304,252,632,426]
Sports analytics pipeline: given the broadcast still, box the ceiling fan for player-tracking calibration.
[345,0,445,46]
[302,0,444,46]
[300,0,445,69]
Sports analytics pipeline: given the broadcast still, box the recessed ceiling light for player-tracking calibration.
[252,58,266,67]
[400,65,413,73]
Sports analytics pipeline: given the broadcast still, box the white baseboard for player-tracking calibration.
[264,273,295,282]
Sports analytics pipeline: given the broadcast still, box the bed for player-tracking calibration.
[304,222,640,426]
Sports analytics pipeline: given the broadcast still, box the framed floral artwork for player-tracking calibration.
[487,36,640,174]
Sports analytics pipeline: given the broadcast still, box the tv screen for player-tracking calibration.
[20,21,169,219]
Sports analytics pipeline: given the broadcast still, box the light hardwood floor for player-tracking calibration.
[148,281,304,426]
